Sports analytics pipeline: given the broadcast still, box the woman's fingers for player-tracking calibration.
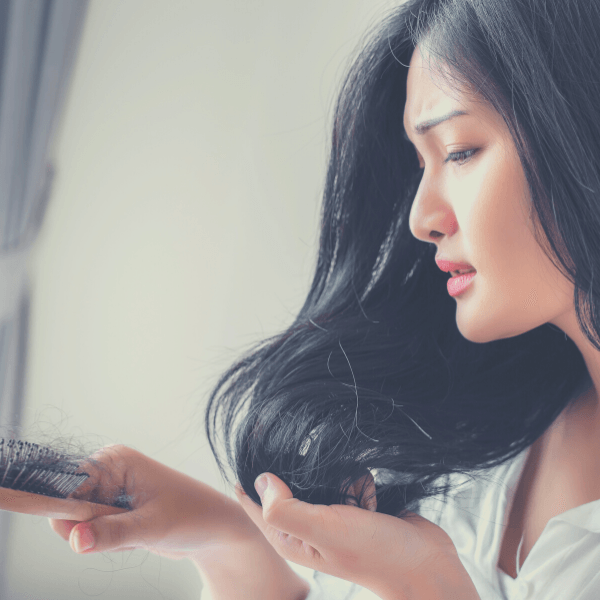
[235,486,314,566]
[68,510,155,554]
[235,475,329,566]
[48,518,78,541]
[259,475,332,541]
[68,444,135,506]
[50,518,158,555]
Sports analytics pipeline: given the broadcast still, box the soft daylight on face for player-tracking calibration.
[404,44,574,344]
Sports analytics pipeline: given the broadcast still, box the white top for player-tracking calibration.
[289,444,600,599]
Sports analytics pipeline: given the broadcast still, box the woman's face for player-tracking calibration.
[404,45,573,343]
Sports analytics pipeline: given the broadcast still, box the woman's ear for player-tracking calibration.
[347,471,377,511]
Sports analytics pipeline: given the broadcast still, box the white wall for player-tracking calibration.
[4,1,401,598]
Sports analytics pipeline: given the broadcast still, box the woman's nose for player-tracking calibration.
[408,178,458,243]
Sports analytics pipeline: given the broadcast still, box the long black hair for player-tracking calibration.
[204,0,600,517]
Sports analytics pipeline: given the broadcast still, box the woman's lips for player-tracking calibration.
[447,271,477,297]
[435,258,475,273]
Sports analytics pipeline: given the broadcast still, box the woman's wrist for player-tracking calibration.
[191,533,311,600]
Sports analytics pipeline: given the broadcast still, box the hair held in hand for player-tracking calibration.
[204,0,600,516]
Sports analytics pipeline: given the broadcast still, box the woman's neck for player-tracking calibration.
[551,309,600,436]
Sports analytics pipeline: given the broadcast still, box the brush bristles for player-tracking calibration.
[0,439,89,499]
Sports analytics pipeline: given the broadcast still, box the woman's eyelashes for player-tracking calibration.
[444,148,478,166]
[414,147,479,170]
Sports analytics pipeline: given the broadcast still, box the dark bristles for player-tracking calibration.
[0,438,89,499]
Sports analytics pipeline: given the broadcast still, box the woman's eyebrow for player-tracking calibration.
[404,109,469,140]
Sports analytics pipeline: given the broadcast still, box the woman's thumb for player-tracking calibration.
[69,512,143,554]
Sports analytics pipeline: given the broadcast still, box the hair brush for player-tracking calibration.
[0,438,130,521]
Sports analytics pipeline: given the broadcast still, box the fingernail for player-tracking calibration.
[73,523,95,553]
[254,474,269,498]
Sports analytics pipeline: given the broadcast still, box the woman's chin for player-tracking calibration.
[456,314,530,344]
[455,308,502,344]
[456,324,496,344]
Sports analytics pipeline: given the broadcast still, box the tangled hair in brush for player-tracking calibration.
[204,0,600,516]
[0,425,134,509]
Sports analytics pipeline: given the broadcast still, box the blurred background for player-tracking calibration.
[0,1,399,598]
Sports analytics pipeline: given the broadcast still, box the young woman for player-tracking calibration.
[48,0,600,598]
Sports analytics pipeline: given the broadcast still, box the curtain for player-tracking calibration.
[0,0,89,581]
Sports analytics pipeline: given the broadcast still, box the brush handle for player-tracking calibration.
[0,488,129,521]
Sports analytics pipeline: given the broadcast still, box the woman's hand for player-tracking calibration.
[48,444,261,562]
[235,472,481,600]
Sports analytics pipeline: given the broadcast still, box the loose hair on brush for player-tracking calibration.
[204,0,600,517]
[0,431,133,519]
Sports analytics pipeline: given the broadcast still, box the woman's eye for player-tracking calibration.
[444,149,478,166]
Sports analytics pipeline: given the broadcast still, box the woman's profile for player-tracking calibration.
[43,0,600,598]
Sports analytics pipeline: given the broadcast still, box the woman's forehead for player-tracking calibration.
[404,46,468,133]
[403,46,504,141]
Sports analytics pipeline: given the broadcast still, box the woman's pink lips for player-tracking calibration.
[447,271,477,297]
[435,259,475,272]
